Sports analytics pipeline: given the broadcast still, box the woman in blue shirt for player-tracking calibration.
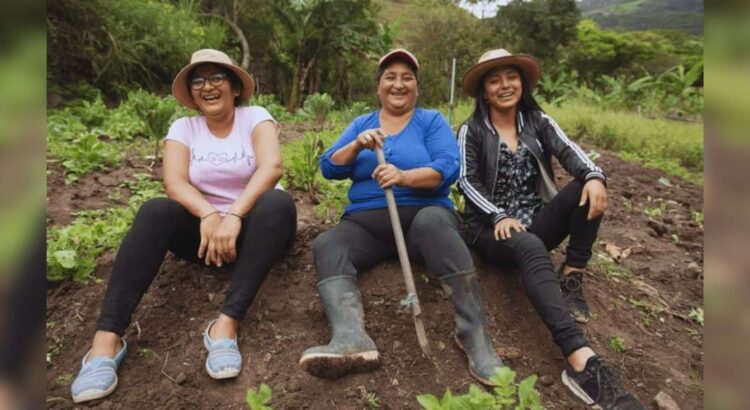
[299,49,504,385]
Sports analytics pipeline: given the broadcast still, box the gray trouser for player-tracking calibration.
[313,206,474,281]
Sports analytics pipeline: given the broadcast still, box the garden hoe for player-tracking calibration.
[375,146,432,358]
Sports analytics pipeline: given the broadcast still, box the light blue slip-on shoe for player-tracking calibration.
[203,319,242,379]
[71,338,127,403]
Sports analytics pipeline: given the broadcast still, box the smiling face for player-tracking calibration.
[482,65,523,114]
[189,63,240,117]
[376,61,419,115]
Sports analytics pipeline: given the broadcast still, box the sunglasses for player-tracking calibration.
[190,72,228,90]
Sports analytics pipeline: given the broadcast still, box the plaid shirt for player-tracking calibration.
[493,140,544,226]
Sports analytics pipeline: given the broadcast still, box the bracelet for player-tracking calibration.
[227,212,245,220]
[200,211,219,221]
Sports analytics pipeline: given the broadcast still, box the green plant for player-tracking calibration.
[282,131,326,194]
[365,391,380,409]
[246,383,273,410]
[591,252,631,279]
[608,336,627,353]
[125,89,185,159]
[252,94,294,122]
[691,210,704,225]
[416,367,542,410]
[688,307,704,326]
[314,179,349,223]
[629,298,666,318]
[301,93,335,125]
[331,101,372,124]
[47,174,163,281]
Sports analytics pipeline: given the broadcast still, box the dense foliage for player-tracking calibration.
[48,0,703,114]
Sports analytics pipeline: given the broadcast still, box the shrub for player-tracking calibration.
[251,94,294,123]
[301,93,335,125]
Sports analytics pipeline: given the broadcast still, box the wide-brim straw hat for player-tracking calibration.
[172,49,255,110]
[378,48,420,71]
[462,48,541,97]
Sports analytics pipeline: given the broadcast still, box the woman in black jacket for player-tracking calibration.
[457,49,644,410]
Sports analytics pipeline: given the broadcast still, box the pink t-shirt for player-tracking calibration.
[164,106,281,214]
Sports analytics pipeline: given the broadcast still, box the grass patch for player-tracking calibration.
[545,101,703,184]
[608,336,628,353]
[590,252,631,280]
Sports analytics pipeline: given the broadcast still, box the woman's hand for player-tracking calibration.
[372,164,409,189]
[198,213,223,266]
[354,128,387,151]
[494,218,526,240]
[211,214,243,266]
[580,179,607,220]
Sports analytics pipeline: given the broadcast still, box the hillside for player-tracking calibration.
[579,0,704,34]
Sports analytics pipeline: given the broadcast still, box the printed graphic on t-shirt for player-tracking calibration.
[191,148,254,167]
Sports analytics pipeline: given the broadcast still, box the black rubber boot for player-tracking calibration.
[442,271,505,386]
[299,275,380,378]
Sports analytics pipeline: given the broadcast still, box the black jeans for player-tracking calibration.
[473,180,600,356]
[314,206,474,281]
[96,189,297,336]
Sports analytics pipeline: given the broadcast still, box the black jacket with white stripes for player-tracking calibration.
[456,110,606,245]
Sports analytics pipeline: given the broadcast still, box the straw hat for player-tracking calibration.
[462,49,541,97]
[378,48,420,71]
[172,49,255,110]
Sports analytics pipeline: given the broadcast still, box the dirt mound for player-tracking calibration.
[46,146,703,409]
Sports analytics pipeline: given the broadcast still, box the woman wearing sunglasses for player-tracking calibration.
[70,49,296,403]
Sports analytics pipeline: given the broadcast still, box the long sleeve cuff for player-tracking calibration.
[490,212,509,225]
[584,170,607,186]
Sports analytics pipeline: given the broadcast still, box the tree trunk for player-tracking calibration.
[287,62,302,113]
[203,13,251,71]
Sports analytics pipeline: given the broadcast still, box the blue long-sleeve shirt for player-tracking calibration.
[320,108,460,215]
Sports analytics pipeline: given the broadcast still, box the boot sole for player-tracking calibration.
[299,351,380,379]
[561,370,602,409]
[453,335,497,387]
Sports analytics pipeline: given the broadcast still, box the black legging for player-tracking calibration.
[96,189,297,336]
[473,180,600,356]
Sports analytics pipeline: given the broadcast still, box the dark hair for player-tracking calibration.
[187,64,244,107]
[470,65,543,124]
[375,57,420,84]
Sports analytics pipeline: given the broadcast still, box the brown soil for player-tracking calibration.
[46,139,703,409]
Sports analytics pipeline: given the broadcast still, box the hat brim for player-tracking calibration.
[172,62,255,111]
[462,54,541,97]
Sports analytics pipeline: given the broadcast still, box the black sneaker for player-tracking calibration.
[562,355,645,410]
[559,266,591,323]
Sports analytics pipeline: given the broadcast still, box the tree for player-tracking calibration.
[493,0,580,63]
[271,0,385,112]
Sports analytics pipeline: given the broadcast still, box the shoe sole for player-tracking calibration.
[72,378,118,403]
[299,351,380,378]
[205,361,241,379]
[453,335,497,387]
[561,370,602,409]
